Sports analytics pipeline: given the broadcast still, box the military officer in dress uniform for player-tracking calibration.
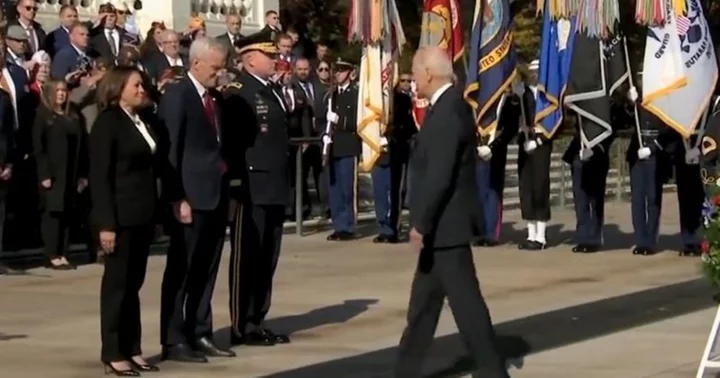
[563,117,613,253]
[518,60,552,250]
[324,56,361,241]
[626,80,674,256]
[223,32,291,346]
[475,86,519,247]
[674,132,704,256]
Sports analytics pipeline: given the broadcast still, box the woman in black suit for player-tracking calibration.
[90,66,178,376]
[33,79,88,270]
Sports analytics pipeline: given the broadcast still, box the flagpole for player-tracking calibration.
[622,36,644,148]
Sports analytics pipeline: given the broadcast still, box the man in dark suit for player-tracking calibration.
[50,22,91,80]
[223,32,291,346]
[215,13,244,65]
[146,29,188,84]
[43,4,78,58]
[88,3,124,63]
[260,10,281,37]
[159,37,236,362]
[395,47,508,378]
[6,0,46,58]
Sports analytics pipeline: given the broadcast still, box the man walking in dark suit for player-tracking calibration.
[50,22,91,80]
[395,46,508,378]
[159,37,236,362]
[222,32,291,347]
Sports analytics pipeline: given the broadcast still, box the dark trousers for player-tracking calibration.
[371,163,403,237]
[630,158,663,249]
[228,203,284,335]
[287,146,311,217]
[518,142,552,221]
[41,211,69,258]
[304,144,326,212]
[100,223,154,362]
[675,160,703,246]
[570,157,608,246]
[395,245,507,378]
[327,156,357,233]
[160,205,227,346]
[475,155,506,242]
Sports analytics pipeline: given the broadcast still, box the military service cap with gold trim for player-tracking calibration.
[234,31,278,55]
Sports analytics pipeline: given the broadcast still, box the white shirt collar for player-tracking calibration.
[121,107,157,153]
[338,83,350,92]
[165,54,182,65]
[429,82,452,106]
[250,72,269,87]
[6,49,21,62]
[187,72,206,98]
[18,20,31,30]
[71,44,85,56]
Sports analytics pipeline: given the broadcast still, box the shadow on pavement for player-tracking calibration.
[261,278,713,378]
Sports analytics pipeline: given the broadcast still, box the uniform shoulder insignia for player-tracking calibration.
[702,135,717,156]
[227,82,243,90]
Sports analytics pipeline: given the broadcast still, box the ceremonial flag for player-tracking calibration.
[414,0,465,128]
[564,32,629,149]
[534,12,576,138]
[464,0,517,140]
[642,0,717,137]
[349,0,406,171]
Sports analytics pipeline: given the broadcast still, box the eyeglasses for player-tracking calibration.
[25,6,38,12]
[317,67,329,72]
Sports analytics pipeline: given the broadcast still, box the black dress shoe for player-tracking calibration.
[0,263,24,275]
[484,239,499,247]
[472,238,485,247]
[326,232,341,241]
[337,231,355,241]
[194,337,236,357]
[518,240,534,250]
[572,244,587,253]
[373,234,399,243]
[130,360,159,372]
[679,245,701,257]
[261,328,290,344]
[583,244,600,253]
[161,343,208,363]
[231,331,275,346]
[525,241,546,251]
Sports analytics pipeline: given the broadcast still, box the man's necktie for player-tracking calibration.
[283,88,294,112]
[107,30,117,56]
[26,27,37,53]
[202,92,226,173]
[303,82,314,102]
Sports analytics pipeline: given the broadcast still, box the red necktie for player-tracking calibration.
[202,92,226,174]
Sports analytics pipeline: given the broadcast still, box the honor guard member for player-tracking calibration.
[563,116,613,253]
[475,86,519,247]
[223,31,291,346]
[673,97,719,256]
[370,83,416,243]
[626,80,673,256]
[518,60,552,250]
[324,55,361,241]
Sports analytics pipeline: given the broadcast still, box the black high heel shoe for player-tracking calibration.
[103,363,140,376]
[130,360,159,372]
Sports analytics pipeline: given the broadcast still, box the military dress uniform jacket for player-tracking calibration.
[223,72,289,205]
[328,85,361,158]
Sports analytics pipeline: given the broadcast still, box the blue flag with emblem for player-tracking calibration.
[463,0,517,139]
[534,9,576,138]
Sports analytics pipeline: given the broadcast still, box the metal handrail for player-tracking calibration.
[288,136,322,236]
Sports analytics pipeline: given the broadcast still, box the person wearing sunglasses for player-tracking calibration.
[9,0,46,58]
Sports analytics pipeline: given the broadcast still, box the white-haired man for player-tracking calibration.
[159,37,237,362]
[395,46,509,378]
[148,29,187,82]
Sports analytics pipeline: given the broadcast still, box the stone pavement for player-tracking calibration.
[0,198,718,378]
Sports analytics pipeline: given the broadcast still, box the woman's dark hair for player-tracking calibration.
[139,21,165,58]
[96,66,142,112]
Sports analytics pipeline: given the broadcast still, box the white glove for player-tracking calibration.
[379,137,388,147]
[628,86,639,102]
[524,140,538,153]
[686,147,701,161]
[326,110,339,124]
[637,147,651,160]
[322,134,333,145]
[477,145,492,160]
[579,148,594,161]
